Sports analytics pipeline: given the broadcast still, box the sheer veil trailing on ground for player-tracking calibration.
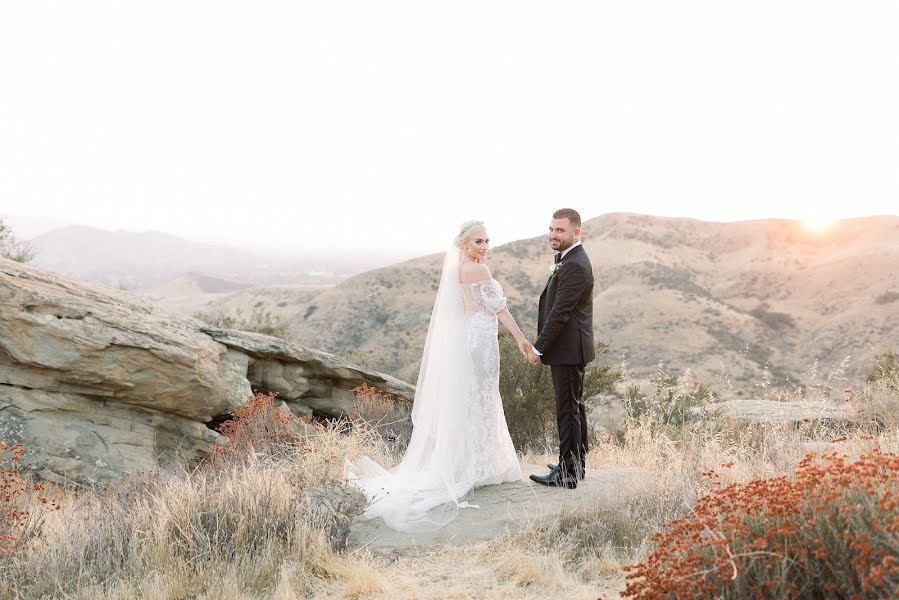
[345,246,484,532]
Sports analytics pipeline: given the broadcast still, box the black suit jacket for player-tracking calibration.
[534,244,595,365]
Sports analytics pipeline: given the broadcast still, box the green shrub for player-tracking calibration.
[866,350,899,391]
[195,307,293,340]
[875,290,899,305]
[622,366,715,430]
[498,330,622,453]
[749,304,796,329]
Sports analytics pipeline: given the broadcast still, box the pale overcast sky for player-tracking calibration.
[1,2,896,258]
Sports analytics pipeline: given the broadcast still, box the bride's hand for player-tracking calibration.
[518,339,532,357]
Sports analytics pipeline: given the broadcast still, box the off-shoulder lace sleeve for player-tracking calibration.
[480,279,507,313]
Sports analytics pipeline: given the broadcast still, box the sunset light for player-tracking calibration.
[0,3,896,599]
[801,217,838,232]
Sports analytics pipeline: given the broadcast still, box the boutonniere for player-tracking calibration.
[549,262,563,276]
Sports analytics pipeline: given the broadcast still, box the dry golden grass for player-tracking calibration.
[1,373,896,599]
[0,461,372,598]
[307,543,609,600]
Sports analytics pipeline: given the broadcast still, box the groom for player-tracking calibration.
[524,208,595,490]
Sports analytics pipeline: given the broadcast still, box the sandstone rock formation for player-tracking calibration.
[201,327,414,417]
[0,258,413,485]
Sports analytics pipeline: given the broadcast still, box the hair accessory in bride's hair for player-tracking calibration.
[455,220,486,250]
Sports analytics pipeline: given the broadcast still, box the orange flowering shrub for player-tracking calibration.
[350,383,401,417]
[206,392,304,466]
[0,442,60,555]
[623,450,899,599]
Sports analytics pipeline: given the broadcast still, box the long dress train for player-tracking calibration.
[344,249,521,532]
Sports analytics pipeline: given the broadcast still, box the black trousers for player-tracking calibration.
[551,364,588,478]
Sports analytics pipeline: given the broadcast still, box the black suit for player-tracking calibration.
[534,243,595,479]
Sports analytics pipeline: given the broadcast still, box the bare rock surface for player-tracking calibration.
[349,463,645,554]
[715,398,856,423]
[0,258,413,484]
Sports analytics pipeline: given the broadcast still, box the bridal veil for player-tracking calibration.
[345,246,481,532]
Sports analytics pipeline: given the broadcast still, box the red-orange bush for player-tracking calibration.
[350,383,400,417]
[622,450,899,599]
[0,442,60,554]
[206,392,304,466]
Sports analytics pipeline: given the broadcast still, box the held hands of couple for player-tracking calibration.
[518,339,540,365]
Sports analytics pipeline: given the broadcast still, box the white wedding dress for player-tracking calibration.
[344,248,521,532]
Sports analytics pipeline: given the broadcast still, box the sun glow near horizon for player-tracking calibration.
[800,217,839,233]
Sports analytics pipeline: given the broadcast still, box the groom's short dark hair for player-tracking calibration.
[553,208,581,228]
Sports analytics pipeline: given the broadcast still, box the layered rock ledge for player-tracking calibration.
[0,258,413,485]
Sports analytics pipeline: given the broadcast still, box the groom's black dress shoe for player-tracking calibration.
[546,463,586,481]
[529,467,578,489]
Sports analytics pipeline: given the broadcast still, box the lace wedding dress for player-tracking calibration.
[345,248,521,532]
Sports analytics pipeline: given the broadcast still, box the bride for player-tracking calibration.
[345,220,532,532]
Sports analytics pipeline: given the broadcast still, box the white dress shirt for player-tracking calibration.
[559,240,582,259]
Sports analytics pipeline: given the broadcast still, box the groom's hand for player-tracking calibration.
[526,349,540,365]
[518,339,532,357]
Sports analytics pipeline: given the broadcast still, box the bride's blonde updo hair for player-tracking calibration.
[455,220,486,250]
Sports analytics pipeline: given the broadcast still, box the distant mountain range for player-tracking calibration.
[1,214,70,240]
[265,213,897,393]
[12,213,898,395]
[25,225,355,288]
[142,272,325,318]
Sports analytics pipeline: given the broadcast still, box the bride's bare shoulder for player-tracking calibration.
[458,262,491,284]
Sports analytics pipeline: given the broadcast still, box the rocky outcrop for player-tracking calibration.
[713,398,855,423]
[0,258,414,485]
[201,328,414,418]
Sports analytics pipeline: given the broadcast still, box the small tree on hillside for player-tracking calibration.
[0,218,36,263]
[498,330,623,453]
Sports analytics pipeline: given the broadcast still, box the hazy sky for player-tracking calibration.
[1,2,897,258]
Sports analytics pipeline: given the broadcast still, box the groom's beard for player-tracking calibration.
[552,238,574,253]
